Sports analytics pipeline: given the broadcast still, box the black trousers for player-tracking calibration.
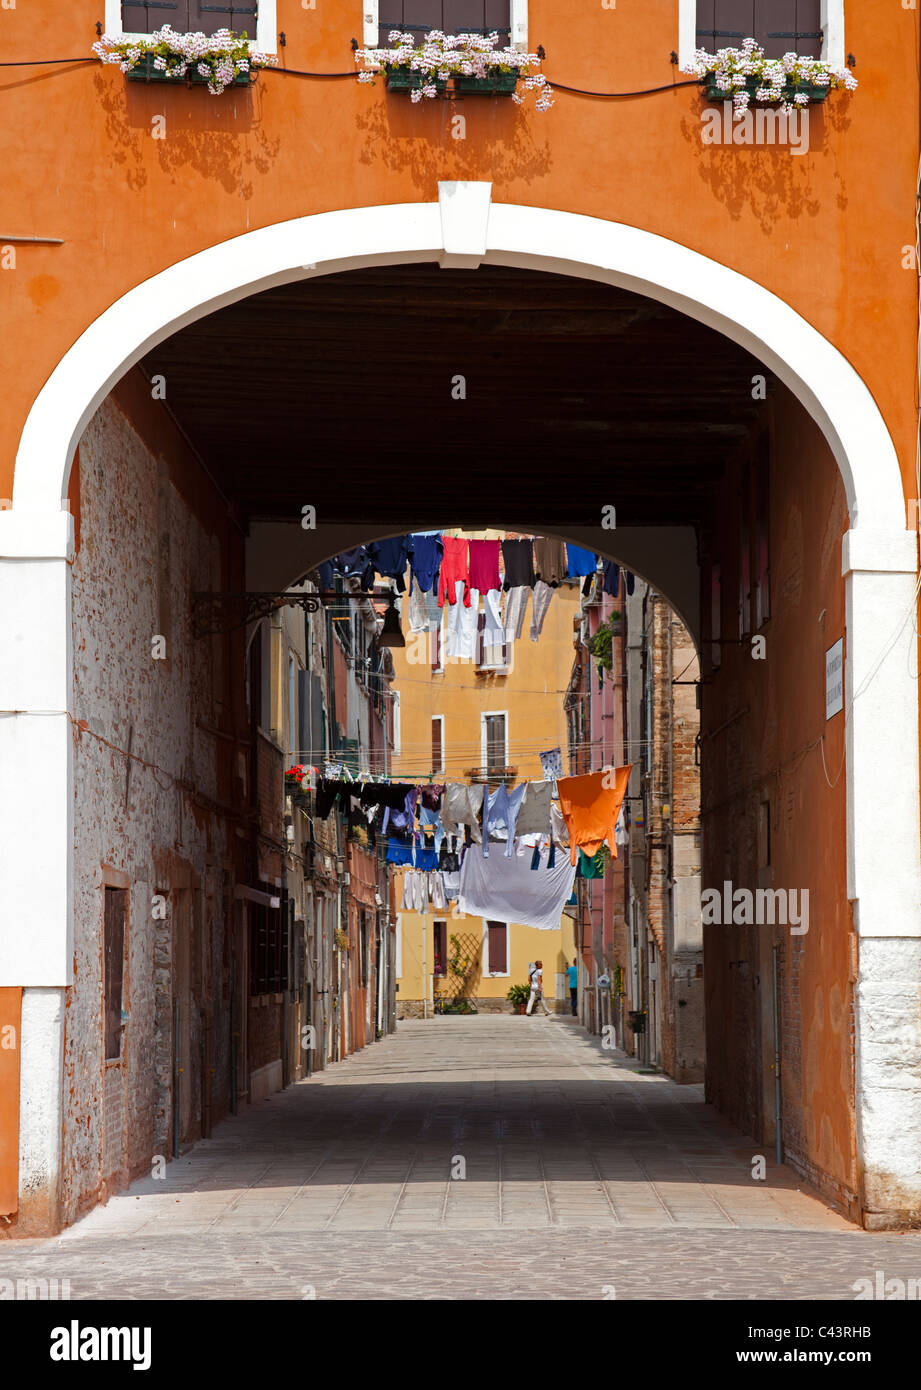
[570,988,578,1016]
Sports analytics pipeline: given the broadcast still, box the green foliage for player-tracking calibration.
[586,612,622,674]
[506,983,532,1007]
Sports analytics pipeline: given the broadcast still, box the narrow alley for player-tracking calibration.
[5,1017,919,1302]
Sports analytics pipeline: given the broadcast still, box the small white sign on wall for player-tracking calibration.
[826,638,844,720]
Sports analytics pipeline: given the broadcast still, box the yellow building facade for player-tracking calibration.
[391,536,579,1016]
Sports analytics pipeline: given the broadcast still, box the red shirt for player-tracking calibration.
[468,539,501,594]
[438,536,471,607]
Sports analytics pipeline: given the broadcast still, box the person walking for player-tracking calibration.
[526,959,552,1016]
[567,958,579,1016]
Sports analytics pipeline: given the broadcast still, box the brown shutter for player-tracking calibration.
[433,921,447,976]
[759,1,823,59]
[104,888,127,1060]
[187,0,258,38]
[431,717,443,772]
[700,1,750,45]
[487,922,506,973]
[702,3,823,57]
[122,0,187,35]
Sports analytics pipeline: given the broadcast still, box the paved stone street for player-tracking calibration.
[3,1017,920,1299]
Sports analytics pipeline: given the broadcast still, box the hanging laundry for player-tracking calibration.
[458,840,576,933]
[428,872,446,911]
[550,802,569,846]
[315,778,350,818]
[409,576,442,633]
[446,584,478,659]
[533,537,567,586]
[420,784,445,810]
[382,786,419,836]
[504,586,531,642]
[515,781,553,837]
[557,766,632,866]
[333,546,374,588]
[565,543,597,578]
[576,847,605,879]
[529,580,554,641]
[468,538,501,595]
[388,838,415,867]
[625,569,635,596]
[501,538,535,589]
[315,560,335,591]
[438,836,460,872]
[360,781,413,811]
[539,748,563,782]
[602,560,620,598]
[482,781,527,859]
[442,870,461,902]
[438,537,471,607]
[441,783,484,844]
[409,533,444,594]
[367,535,414,592]
[414,840,439,872]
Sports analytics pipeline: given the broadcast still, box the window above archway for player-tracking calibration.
[104,0,276,52]
[364,0,528,49]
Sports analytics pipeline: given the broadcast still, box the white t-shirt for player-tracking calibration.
[530,968,542,992]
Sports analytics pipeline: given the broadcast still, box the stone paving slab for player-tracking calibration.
[4,1014,915,1299]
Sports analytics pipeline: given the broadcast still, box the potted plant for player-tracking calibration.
[356,30,553,110]
[93,25,277,94]
[507,982,532,1015]
[682,37,857,111]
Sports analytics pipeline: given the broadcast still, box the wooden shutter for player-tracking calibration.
[758,1,822,59]
[700,3,822,58]
[104,887,127,1060]
[433,921,447,976]
[485,714,505,771]
[122,0,186,35]
[187,0,259,38]
[487,921,506,973]
[431,717,443,773]
[380,1,509,44]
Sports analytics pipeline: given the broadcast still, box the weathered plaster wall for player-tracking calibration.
[64,390,238,1222]
[703,382,855,1216]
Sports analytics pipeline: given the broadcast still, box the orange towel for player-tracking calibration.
[557,766,632,866]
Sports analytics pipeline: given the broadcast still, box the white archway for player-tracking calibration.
[5,185,909,528]
[1,186,919,1226]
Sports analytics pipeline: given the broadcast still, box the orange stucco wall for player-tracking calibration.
[0,3,918,509]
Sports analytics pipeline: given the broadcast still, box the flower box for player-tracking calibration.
[384,66,447,95]
[126,55,253,87]
[454,69,519,97]
[703,74,830,105]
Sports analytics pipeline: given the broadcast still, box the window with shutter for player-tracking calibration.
[476,610,510,671]
[484,713,506,772]
[486,921,507,974]
[104,887,127,1060]
[696,2,823,59]
[378,1,510,46]
[120,0,262,40]
[433,920,447,976]
[431,716,444,773]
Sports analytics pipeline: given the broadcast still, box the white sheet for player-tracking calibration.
[457,840,576,932]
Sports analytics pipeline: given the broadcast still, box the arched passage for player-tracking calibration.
[1,191,918,1230]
